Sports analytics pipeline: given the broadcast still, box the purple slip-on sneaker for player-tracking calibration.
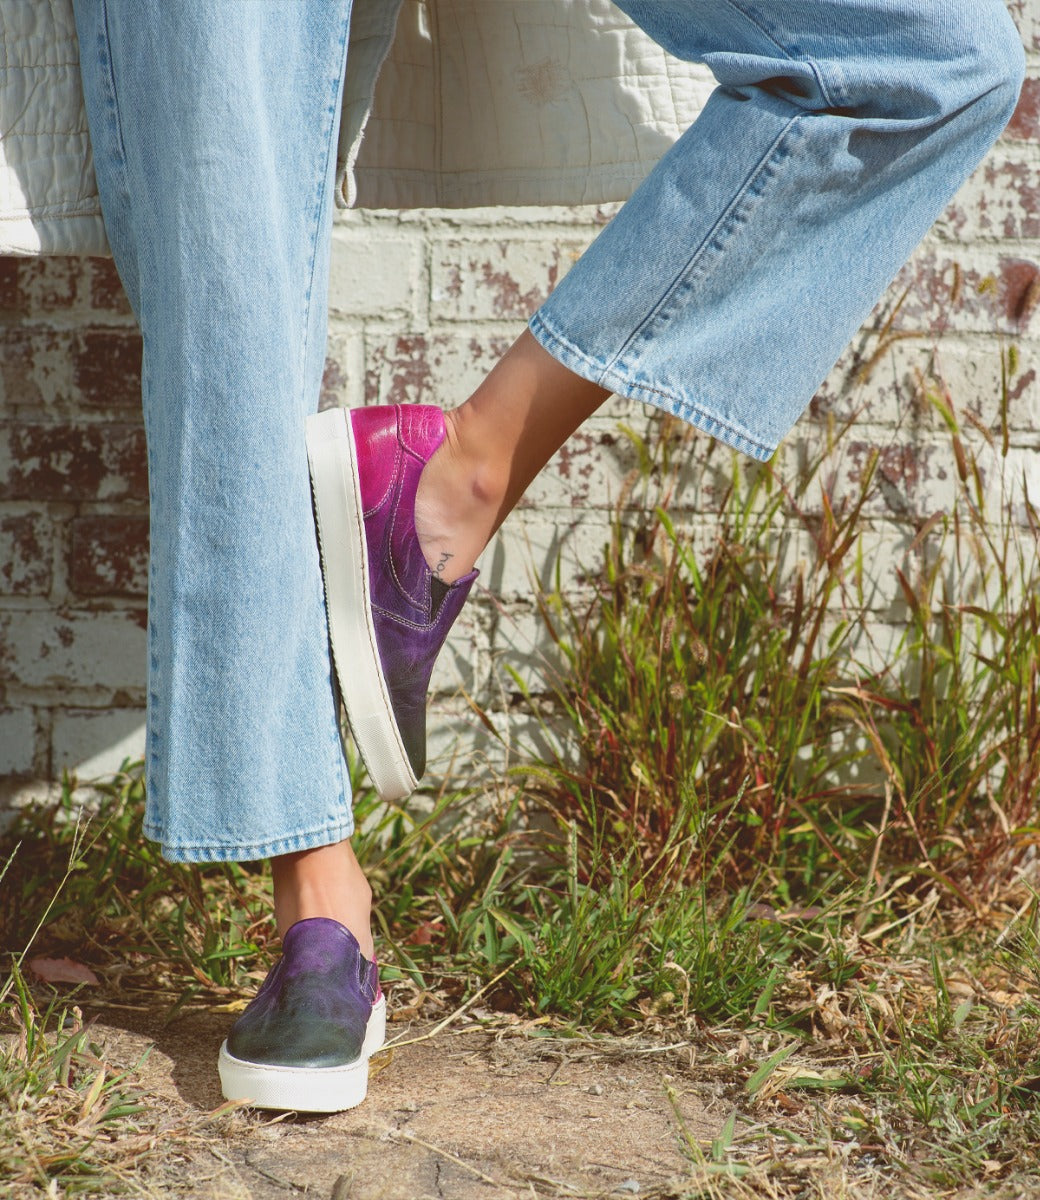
[306,404,477,801]
[218,917,385,1112]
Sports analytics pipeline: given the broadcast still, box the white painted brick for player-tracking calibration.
[936,147,1040,244]
[363,330,515,407]
[52,708,146,781]
[428,604,489,700]
[487,600,570,701]
[0,707,37,775]
[424,704,577,786]
[0,610,146,693]
[430,238,590,321]
[367,204,617,232]
[479,514,619,600]
[810,334,1040,431]
[328,228,422,318]
[321,331,367,410]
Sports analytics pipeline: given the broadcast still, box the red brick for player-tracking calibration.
[72,331,143,408]
[1006,77,1040,143]
[88,258,133,315]
[0,422,148,502]
[0,513,52,596]
[70,515,149,597]
[1006,1,1040,53]
[16,258,79,315]
[364,331,513,406]
[0,258,21,313]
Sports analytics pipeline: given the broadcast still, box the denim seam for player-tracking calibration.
[298,6,355,818]
[297,9,352,411]
[146,816,357,863]
[529,312,774,462]
[96,0,131,170]
[719,0,839,109]
[598,113,803,386]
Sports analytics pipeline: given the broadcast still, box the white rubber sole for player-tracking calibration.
[217,994,387,1112]
[306,407,418,802]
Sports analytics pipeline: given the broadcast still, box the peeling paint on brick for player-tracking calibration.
[365,333,433,405]
[0,259,20,313]
[1006,77,1040,142]
[321,355,347,408]
[0,610,147,692]
[18,258,79,314]
[88,258,133,315]
[73,331,143,408]
[365,332,514,406]
[0,423,148,502]
[0,513,52,596]
[70,515,149,597]
[430,239,586,321]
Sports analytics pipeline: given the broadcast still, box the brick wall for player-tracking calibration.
[2,9,1039,805]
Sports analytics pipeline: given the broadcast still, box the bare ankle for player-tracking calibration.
[414,408,505,583]
[271,841,375,960]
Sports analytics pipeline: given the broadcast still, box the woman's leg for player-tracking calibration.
[74,0,387,1113]
[310,0,1024,798]
[413,330,610,584]
[72,0,371,952]
[415,0,1026,582]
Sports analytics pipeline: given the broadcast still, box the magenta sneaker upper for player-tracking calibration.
[350,405,477,780]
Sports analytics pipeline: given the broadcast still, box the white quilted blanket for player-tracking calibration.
[0,0,711,256]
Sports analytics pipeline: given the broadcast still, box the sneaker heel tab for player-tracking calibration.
[397,404,446,458]
[350,406,400,510]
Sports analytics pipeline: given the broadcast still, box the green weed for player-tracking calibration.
[1,961,165,1195]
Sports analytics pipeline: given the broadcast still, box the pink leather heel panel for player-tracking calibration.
[397,404,445,459]
[351,406,399,512]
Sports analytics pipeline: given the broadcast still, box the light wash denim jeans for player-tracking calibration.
[533,0,1026,460]
[73,0,356,861]
[72,0,1024,862]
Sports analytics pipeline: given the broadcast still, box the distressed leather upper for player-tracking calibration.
[0,0,712,256]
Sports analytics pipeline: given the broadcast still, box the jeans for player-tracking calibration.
[533,0,1026,460]
[73,0,356,860]
[72,0,1024,862]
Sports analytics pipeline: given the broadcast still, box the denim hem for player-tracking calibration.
[529,312,776,463]
[143,816,357,864]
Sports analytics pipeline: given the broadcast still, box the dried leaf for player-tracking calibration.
[29,957,99,986]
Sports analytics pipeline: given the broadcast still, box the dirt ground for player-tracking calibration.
[86,1001,729,1200]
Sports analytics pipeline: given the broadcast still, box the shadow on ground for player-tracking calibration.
[85,1000,719,1199]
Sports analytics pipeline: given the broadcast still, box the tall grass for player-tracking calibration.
[3,352,1040,1196]
[517,387,1040,917]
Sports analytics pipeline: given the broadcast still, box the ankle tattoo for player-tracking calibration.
[434,551,454,579]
